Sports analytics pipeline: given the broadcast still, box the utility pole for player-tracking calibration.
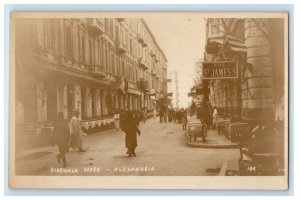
[174,70,179,108]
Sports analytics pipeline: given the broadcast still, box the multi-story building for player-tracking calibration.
[203,18,285,123]
[190,59,205,106]
[15,18,168,128]
[167,71,179,108]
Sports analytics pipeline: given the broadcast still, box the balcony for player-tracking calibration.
[141,41,148,48]
[85,18,105,35]
[137,78,149,93]
[150,50,156,57]
[138,57,148,70]
[89,65,106,77]
[115,41,127,54]
[151,70,157,76]
[117,18,125,22]
[137,33,144,44]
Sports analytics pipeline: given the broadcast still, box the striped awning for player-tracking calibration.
[224,34,247,52]
[223,19,247,52]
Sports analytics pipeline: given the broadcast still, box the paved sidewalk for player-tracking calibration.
[186,128,239,149]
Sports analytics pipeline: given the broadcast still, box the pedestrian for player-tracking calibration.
[182,110,188,130]
[113,111,120,131]
[174,109,178,123]
[212,107,218,128]
[159,107,164,123]
[163,109,168,123]
[168,109,172,123]
[198,102,210,128]
[143,108,147,123]
[69,110,86,152]
[172,109,176,122]
[123,111,141,157]
[153,108,157,120]
[52,112,70,168]
[119,109,126,130]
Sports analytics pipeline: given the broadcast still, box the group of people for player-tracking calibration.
[52,110,85,168]
[158,107,188,124]
[52,108,146,168]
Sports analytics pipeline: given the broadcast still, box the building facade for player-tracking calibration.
[203,18,285,123]
[167,71,179,108]
[15,18,168,127]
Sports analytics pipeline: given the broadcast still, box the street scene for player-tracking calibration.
[12,14,286,178]
[15,117,239,176]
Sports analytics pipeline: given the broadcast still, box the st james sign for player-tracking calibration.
[202,61,238,79]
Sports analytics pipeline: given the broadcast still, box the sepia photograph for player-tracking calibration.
[9,12,288,189]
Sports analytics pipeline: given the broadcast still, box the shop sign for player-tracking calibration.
[202,61,238,79]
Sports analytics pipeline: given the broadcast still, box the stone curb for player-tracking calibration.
[185,131,239,149]
[186,141,239,149]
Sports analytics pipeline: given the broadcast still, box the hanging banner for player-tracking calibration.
[202,61,238,79]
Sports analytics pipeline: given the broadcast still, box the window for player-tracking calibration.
[99,42,104,67]
[121,60,125,76]
[130,38,133,54]
[78,34,85,63]
[104,19,109,32]
[117,58,121,76]
[89,39,94,65]
[110,19,114,38]
[98,42,101,68]
[44,19,56,50]
[105,48,109,72]
[120,27,124,44]
[111,55,115,75]
[115,25,119,41]
[64,25,72,57]
[211,23,221,35]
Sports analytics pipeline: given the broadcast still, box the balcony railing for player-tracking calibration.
[85,18,105,35]
[116,18,125,22]
[141,41,148,48]
[151,70,157,76]
[89,65,106,77]
[115,41,127,54]
[150,50,156,57]
[137,33,144,43]
[138,57,148,70]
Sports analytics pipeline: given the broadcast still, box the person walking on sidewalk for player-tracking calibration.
[52,112,70,168]
[212,107,218,128]
[113,111,120,131]
[182,110,188,130]
[123,111,141,157]
[69,110,86,152]
[153,108,157,120]
[142,108,147,124]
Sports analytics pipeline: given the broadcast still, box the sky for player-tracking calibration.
[145,15,206,108]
